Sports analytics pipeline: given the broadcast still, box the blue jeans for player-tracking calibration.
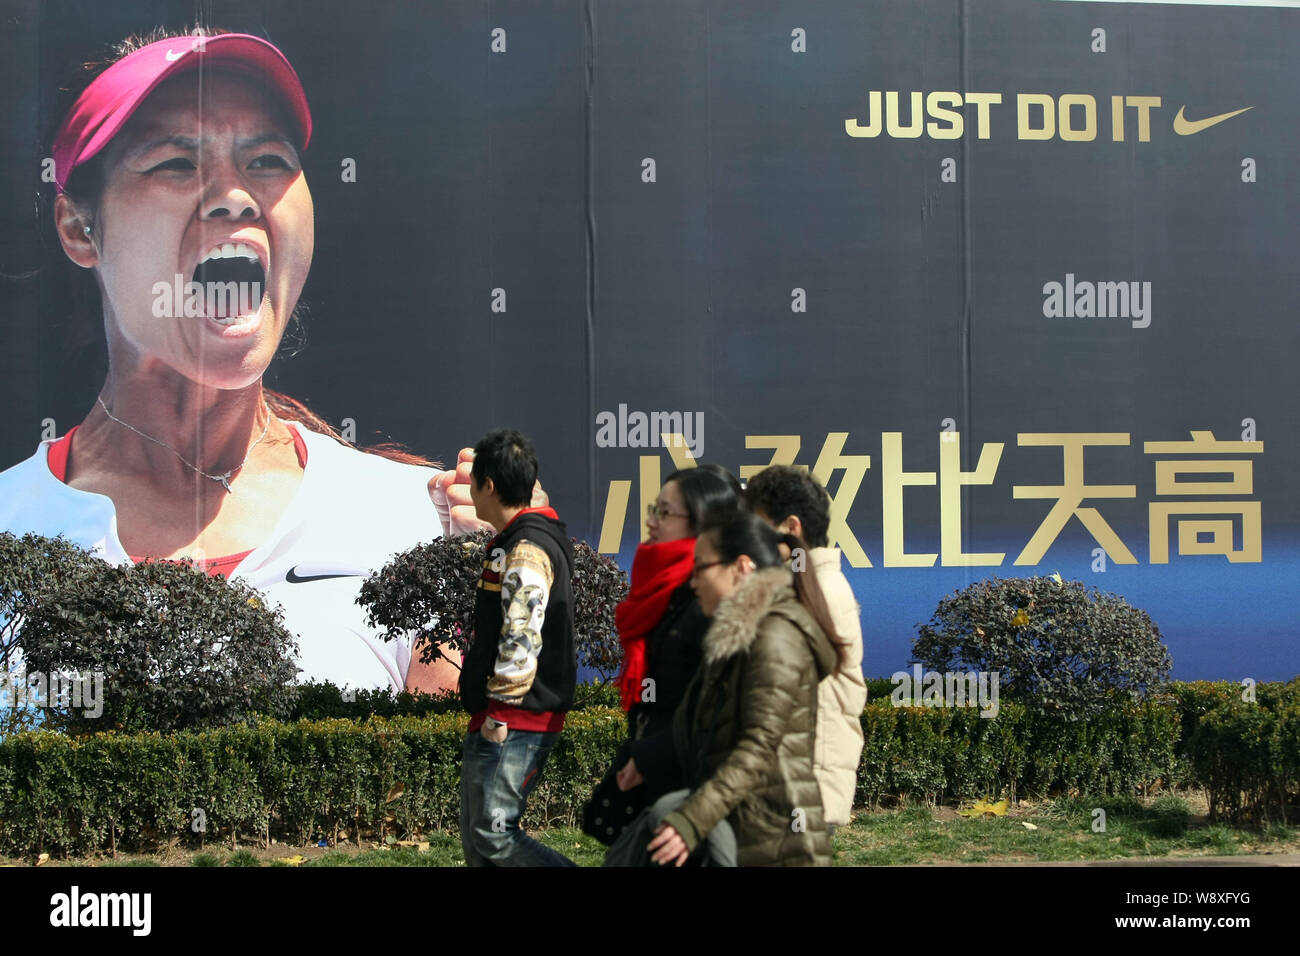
[458,728,575,867]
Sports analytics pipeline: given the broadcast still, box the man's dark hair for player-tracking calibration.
[743,465,831,549]
[472,429,538,507]
[664,465,740,535]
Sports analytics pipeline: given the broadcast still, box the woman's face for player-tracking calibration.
[645,479,693,544]
[86,70,313,390]
[690,533,744,617]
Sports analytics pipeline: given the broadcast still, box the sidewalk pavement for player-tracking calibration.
[915,853,1300,866]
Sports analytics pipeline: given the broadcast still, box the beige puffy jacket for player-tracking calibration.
[809,547,866,826]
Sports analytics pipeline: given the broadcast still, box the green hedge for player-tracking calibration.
[1171,678,1300,824]
[1,680,1296,857]
[857,697,1181,807]
[0,710,626,857]
[285,679,622,722]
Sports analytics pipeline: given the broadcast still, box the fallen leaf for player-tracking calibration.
[1021,822,1038,830]
[36,853,50,866]
[959,798,1009,818]
[281,855,305,866]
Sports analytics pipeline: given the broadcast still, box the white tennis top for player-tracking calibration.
[0,425,446,691]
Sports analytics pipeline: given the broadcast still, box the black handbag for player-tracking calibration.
[582,740,646,845]
[601,789,736,867]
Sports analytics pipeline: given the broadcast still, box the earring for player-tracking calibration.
[83,224,93,235]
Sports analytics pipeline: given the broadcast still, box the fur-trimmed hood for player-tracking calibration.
[703,566,837,679]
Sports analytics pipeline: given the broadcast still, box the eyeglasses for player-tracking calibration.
[690,560,725,579]
[646,503,690,522]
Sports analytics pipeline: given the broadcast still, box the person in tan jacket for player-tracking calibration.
[745,466,867,829]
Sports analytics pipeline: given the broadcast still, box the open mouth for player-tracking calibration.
[192,243,267,325]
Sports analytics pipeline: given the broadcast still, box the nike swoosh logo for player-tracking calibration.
[285,567,362,584]
[1173,105,1252,135]
[165,49,186,61]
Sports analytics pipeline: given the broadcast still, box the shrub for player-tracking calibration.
[865,676,897,703]
[1167,681,1242,752]
[288,678,622,721]
[9,682,1269,858]
[357,532,629,680]
[0,706,627,856]
[856,694,1180,808]
[1183,678,1300,825]
[0,533,108,735]
[2,677,1289,857]
[571,680,621,711]
[570,545,629,680]
[17,554,300,734]
[288,681,463,721]
[913,576,1172,718]
[1147,795,1191,837]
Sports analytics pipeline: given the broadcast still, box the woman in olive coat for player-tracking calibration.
[650,512,844,866]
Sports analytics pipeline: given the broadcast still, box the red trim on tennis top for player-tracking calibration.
[286,423,307,468]
[127,549,255,577]
[45,421,310,577]
[46,425,77,482]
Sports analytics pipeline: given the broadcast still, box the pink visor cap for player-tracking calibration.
[52,33,312,192]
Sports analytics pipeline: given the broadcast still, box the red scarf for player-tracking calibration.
[615,537,697,710]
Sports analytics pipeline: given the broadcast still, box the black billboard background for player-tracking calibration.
[2,0,1297,679]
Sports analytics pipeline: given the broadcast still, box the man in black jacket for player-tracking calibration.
[458,429,576,866]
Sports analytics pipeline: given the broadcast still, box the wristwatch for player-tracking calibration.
[484,717,508,732]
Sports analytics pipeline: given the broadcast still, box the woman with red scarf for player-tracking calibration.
[612,465,740,803]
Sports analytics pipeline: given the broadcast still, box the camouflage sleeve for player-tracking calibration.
[487,539,555,704]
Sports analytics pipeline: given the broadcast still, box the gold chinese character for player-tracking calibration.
[881,432,936,567]
[940,434,1005,566]
[1013,433,1137,565]
[810,433,872,568]
[739,435,802,481]
[882,432,1005,567]
[1144,431,1263,563]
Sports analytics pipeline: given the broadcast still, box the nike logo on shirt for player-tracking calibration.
[285,567,361,584]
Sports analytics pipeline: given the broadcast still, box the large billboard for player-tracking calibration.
[1,0,1296,684]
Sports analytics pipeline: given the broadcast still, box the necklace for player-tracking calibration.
[96,396,274,494]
